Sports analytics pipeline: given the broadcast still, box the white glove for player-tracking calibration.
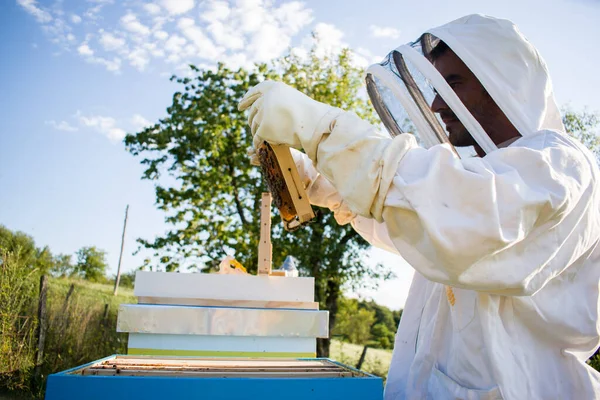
[238,80,342,161]
[290,148,356,225]
[247,133,355,224]
[240,80,417,221]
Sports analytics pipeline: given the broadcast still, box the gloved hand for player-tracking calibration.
[240,80,417,221]
[290,148,356,225]
[247,145,356,224]
[238,80,342,161]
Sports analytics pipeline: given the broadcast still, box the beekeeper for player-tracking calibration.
[239,14,600,400]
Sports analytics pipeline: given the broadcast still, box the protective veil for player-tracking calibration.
[239,14,600,400]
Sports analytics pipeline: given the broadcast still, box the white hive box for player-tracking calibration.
[134,271,315,303]
[119,271,328,357]
[126,334,317,357]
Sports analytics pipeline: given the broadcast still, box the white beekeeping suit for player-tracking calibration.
[239,14,600,400]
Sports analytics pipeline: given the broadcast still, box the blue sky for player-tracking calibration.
[1,0,599,309]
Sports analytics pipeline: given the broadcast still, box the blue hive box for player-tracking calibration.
[45,355,383,400]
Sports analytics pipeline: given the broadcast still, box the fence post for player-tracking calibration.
[113,204,129,296]
[356,345,369,370]
[34,275,48,380]
[61,283,75,314]
[102,303,110,325]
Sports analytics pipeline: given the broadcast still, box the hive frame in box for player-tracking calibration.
[258,142,315,232]
[45,355,384,400]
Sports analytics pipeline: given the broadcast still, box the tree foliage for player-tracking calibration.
[333,297,401,349]
[51,254,74,278]
[116,270,136,289]
[73,246,108,283]
[0,225,40,273]
[124,45,392,356]
[563,107,600,161]
[332,297,376,345]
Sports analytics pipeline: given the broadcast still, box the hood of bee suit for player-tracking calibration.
[365,14,565,155]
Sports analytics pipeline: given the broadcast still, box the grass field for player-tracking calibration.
[330,340,392,379]
[49,277,135,304]
[1,274,136,398]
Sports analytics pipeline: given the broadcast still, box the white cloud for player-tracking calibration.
[273,1,313,34]
[177,17,194,29]
[200,0,230,22]
[84,5,102,20]
[131,114,151,130]
[164,34,186,53]
[237,0,266,34]
[77,42,122,73]
[121,13,151,36]
[41,16,75,49]
[83,0,114,20]
[237,0,314,63]
[370,25,400,39]
[219,52,252,70]
[314,23,346,55]
[143,3,161,15]
[99,31,126,52]
[127,48,150,71]
[247,23,290,62]
[200,1,238,50]
[76,111,126,142]
[161,0,195,15]
[143,42,165,58]
[45,120,78,132]
[295,23,370,69]
[19,0,318,74]
[206,20,244,50]
[17,0,52,23]
[77,43,94,56]
[177,18,222,61]
[89,56,121,73]
[154,30,169,40]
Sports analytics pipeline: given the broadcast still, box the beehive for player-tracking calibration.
[45,355,384,400]
[116,271,328,358]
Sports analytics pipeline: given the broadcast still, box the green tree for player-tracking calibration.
[359,300,396,330]
[51,254,74,278]
[357,300,400,349]
[116,270,136,289]
[392,309,403,329]
[332,297,376,344]
[563,107,600,161]
[34,246,54,276]
[73,247,108,282]
[371,323,395,349]
[124,45,391,356]
[0,225,38,272]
